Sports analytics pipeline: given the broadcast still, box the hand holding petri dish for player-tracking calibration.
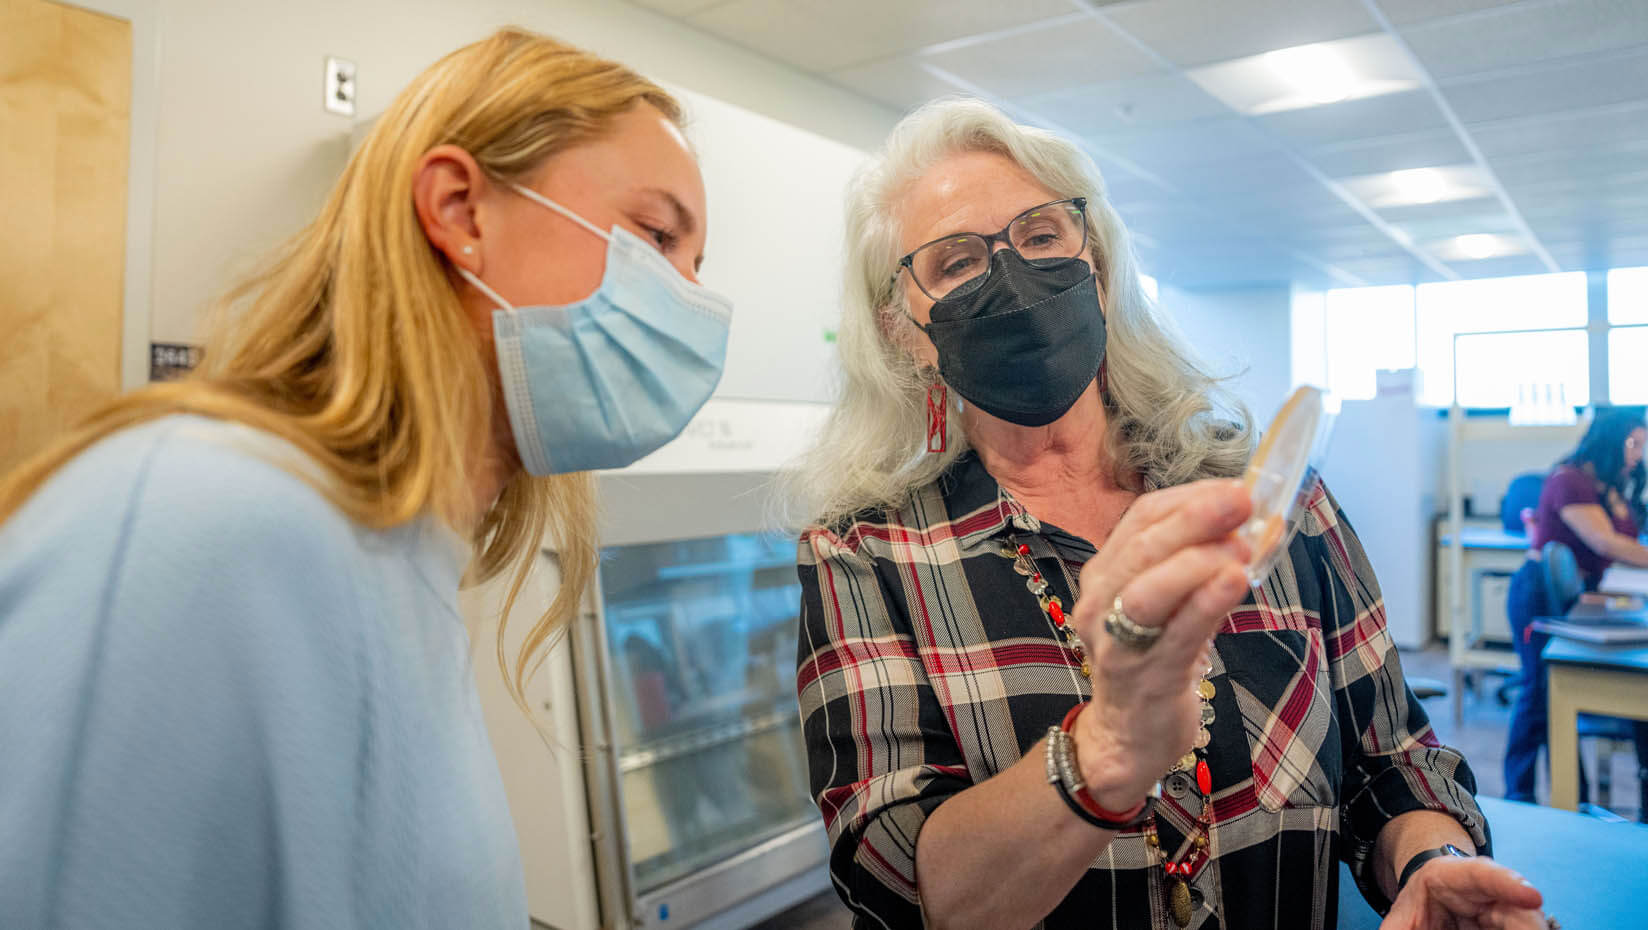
[1236,385,1338,585]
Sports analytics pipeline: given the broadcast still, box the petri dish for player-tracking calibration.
[1236,385,1337,585]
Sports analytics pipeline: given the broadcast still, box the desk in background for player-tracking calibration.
[1545,637,1648,812]
[1436,522,1525,722]
[1336,796,1646,928]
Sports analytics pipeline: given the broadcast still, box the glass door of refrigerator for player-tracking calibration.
[597,532,815,894]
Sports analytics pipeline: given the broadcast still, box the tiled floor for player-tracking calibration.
[752,645,1643,930]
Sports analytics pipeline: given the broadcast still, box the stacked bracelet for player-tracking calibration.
[1044,703,1154,830]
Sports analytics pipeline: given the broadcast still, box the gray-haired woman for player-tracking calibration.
[788,99,1549,930]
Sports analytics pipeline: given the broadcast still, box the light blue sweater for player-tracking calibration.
[0,416,527,929]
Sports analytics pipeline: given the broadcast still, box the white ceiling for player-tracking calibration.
[632,0,1648,290]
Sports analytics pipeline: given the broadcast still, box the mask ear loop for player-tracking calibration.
[457,266,514,312]
[510,183,612,242]
[456,184,615,312]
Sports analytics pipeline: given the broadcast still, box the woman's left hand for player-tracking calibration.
[1380,856,1549,930]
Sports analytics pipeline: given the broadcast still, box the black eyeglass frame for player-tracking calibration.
[893,197,1090,302]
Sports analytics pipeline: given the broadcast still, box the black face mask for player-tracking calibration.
[915,249,1107,428]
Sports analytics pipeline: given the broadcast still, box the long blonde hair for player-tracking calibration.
[0,28,681,714]
[787,98,1252,527]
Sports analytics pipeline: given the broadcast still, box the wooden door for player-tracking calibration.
[0,0,131,473]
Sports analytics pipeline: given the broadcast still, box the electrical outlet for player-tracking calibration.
[325,56,357,117]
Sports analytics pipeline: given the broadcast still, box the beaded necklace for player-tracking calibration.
[998,538,1217,928]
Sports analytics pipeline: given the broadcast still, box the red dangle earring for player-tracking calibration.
[926,382,948,453]
[1098,361,1109,400]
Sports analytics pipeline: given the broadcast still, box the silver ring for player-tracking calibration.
[1103,595,1162,651]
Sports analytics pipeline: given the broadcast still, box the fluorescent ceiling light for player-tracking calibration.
[1430,233,1526,262]
[1187,33,1424,116]
[1391,168,1444,204]
[1338,164,1492,209]
[1265,45,1355,105]
[1457,234,1500,260]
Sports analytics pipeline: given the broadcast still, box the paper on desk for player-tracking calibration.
[1532,618,1648,645]
[1599,565,1648,597]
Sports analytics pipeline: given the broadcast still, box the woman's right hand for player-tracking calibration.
[1066,479,1255,811]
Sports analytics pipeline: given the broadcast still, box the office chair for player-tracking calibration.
[1540,541,1637,810]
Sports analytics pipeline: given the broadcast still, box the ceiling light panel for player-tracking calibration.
[1431,232,1527,261]
[1338,163,1492,208]
[1186,33,1424,117]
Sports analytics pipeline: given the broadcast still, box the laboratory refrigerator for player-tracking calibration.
[470,470,831,930]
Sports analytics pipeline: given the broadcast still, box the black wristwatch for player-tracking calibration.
[1397,843,1473,894]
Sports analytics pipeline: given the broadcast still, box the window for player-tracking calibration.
[1322,285,1414,401]
[1610,268,1648,403]
[1294,271,1592,408]
[1608,267,1648,325]
[1414,271,1588,407]
[1291,289,1328,392]
[1608,326,1648,404]
[1454,329,1589,409]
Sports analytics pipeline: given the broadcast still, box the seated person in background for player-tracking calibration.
[787,97,1548,930]
[1504,407,1648,814]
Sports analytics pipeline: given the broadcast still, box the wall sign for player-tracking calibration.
[149,342,201,382]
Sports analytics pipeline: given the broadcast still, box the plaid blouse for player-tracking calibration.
[795,452,1489,930]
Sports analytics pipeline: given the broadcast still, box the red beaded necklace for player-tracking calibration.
[999,537,1216,928]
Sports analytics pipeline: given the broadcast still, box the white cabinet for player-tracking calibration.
[1316,389,1446,649]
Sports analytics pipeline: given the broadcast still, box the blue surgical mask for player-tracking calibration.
[459,185,732,475]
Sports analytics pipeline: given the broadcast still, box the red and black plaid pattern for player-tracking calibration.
[796,453,1489,929]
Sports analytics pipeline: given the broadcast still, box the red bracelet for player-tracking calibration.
[1060,702,1148,822]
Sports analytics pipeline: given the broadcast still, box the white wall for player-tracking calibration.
[145,0,897,343]
[1159,282,1293,420]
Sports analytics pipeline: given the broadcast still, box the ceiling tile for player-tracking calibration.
[1309,239,1418,262]
[1493,146,1648,189]
[630,0,733,15]
[1398,209,1519,242]
[921,15,1164,99]
[1440,46,1648,124]
[1439,254,1553,279]
[1089,116,1279,169]
[1100,0,1377,67]
[688,0,1079,73]
[1319,254,1440,285]
[1376,195,1504,226]
[1255,89,1449,150]
[1503,168,1648,204]
[1305,130,1475,178]
[1377,0,1526,25]
[1470,100,1648,159]
[1018,73,1228,134]
[826,55,966,112]
[1401,0,1648,79]
[1147,153,1320,194]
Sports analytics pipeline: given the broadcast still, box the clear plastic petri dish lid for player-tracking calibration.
[1236,385,1338,585]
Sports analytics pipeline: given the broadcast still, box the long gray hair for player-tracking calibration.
[785,98,1253,528]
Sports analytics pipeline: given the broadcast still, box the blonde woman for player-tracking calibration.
[0,29,728,929]
[789,99,1552,930]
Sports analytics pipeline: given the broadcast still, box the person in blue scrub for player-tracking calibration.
[0,28,730,930]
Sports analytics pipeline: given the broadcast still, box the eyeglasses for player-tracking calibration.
[895,197,1089,302]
